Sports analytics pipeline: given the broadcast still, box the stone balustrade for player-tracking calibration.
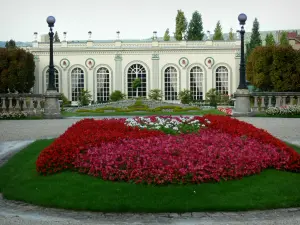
[250,92,300,111]
[0,94,45,115]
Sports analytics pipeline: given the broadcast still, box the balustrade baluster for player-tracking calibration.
[275,96,281,107]
[268,96,272,107]
[8,97,13,112]
[1,97,5,111]
[289,96,294,106]
[15,98,21,111]
[261,96,266,111]
[282,96,287,106]
[297,96,300,106]
[253,96,259,111]
[36,98,42,114]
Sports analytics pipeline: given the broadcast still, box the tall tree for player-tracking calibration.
[175,10,188,41]
[265,33,275,46]
[228,28,234,41]
[279,31,290,46]
[54,31,60,42]
[163,28,170,41]
[246,18,262,60]
[186,11,204,41]
[5,39,16,49]
[0,48,35,93]
[212,21,224,40]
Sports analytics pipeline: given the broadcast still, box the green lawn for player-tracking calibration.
[254,113,300,118]
[62,109,224,117]
[0,140,300,212]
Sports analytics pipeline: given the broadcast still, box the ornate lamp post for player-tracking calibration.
[47,16,56,91]
[44,16,62,119]
[233,13,252,116]
[237,13,247,89]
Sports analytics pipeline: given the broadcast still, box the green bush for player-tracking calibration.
[178,89,192,104]
[205,88,221,108]
[110,90,126,102]
[94,108,104,112]
[148,89,163,101]
[78,90,92,106]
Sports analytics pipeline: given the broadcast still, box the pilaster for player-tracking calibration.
[114,53,123,92]
[151,53,159,90]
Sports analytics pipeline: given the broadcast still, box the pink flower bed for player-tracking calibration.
[74,129,292,185]
[217,107,233,115]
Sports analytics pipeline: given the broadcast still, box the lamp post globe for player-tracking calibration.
[238,13,247,25]
[46,16,56,27]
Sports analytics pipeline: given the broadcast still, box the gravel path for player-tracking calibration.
[0,116,300,225]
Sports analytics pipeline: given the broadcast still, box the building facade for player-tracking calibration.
[28,38,241,104]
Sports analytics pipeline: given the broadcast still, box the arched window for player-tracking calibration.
[127,64,147,98]
[164,66,178,100]
[71,68,85,102]
[46,68,59,92]
[216,66,228,95]
[190,66,204,100]
[96,67,110,103]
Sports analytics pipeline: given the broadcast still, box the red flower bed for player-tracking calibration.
[74,129,291,184]
[36,119,164,174]
[36,116,300,184]
[203,115,300,172]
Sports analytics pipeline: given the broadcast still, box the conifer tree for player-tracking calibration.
[54,31,60,42]
[246,18,262,60]
[265,33,275,46]
[163,28,170,41]
[279,31,290,46]
[228,28,234,41]
[175,10,188,41]
[212,21,224,40]
[186,11,204,41]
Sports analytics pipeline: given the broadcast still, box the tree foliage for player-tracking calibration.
[279,31,290,46]
[213,21,224,40]
[175,10,188,41]
[0,47,35,93]
[186,11,204,41]
[54,31,60,42]
[110,90,126,102]
[246,46,300,92]
[228,28,234,41]
[148,89,163,101]
[78,90,92,106]
[178,89,192,104]
[5,39,16,49]
[163,28,170,41]
[246,18,262,60]
[265,33,275,46]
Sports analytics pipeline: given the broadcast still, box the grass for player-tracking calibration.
[62,109,225,117]
[0,140,300,212]
[254,113,300,118]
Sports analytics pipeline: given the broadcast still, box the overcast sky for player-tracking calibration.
[1,0,299,42]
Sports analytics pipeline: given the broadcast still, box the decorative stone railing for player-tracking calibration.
[32,40,240,50]
[250,92,300,111]
[0,94,45,115]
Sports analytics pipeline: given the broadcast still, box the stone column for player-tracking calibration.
[44,90,62,119]
[152,53,159,90]
[114,54,123,92]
